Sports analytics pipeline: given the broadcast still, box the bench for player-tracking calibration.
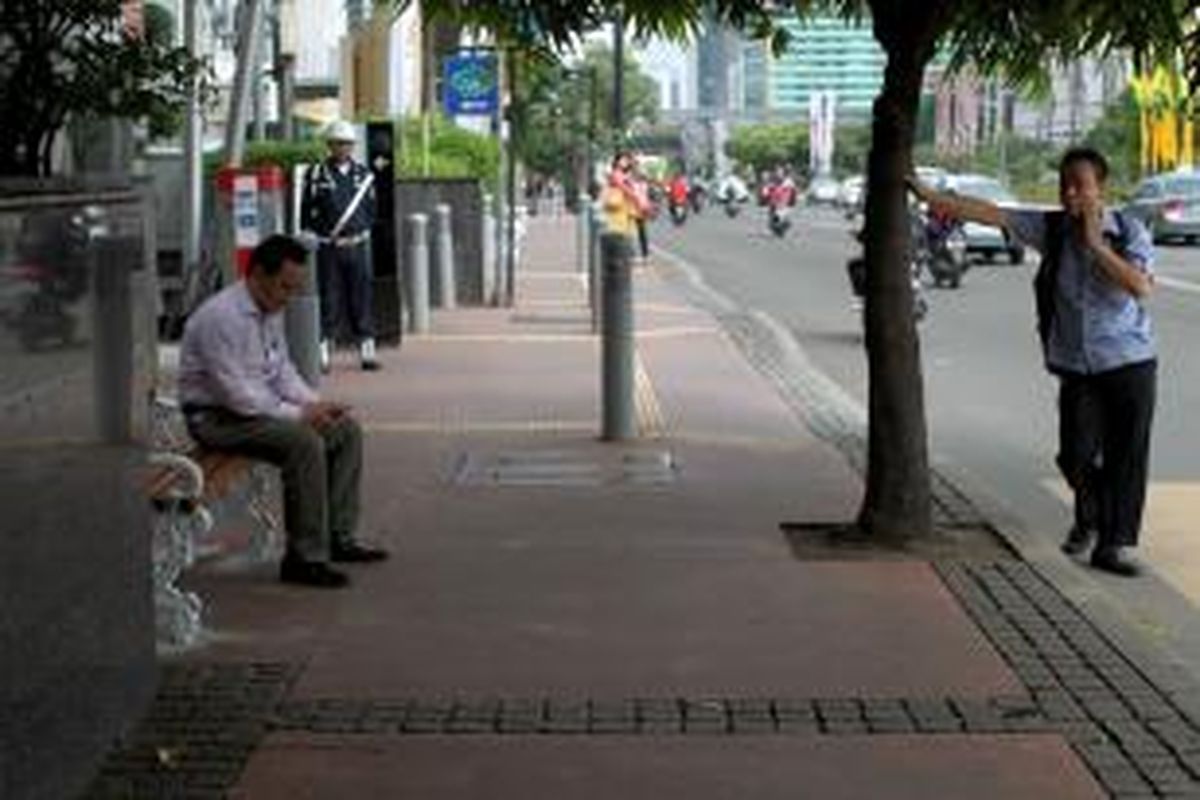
[147,396,281,649]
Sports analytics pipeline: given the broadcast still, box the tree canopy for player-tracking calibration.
[513,43,659,187]
[0,0,202,176]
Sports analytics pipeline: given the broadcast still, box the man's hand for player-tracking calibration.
[1074,196,1107,252]
[301,401,351,430]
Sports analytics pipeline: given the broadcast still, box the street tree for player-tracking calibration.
[514,43,660,191]
[422,0,1189,541]
[0,0,201,176]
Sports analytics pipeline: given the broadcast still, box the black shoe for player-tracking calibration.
[331,541,390,563]
[1090,547,1142,577]
[280,558,350,587]
[1061,526,1095,556]
[361,360,381,372]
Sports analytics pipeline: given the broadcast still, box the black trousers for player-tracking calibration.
[635,218,649,259]
[317,242,374,341]
[1057,360,1156,550]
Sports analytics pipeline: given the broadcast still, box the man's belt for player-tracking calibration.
[317,231,371,248]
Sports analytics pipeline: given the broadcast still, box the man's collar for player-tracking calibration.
[233,281,264,318]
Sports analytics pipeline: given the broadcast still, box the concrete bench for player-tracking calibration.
[147,396,280,649]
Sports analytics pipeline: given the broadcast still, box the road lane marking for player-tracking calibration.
[1156,275,1200,295]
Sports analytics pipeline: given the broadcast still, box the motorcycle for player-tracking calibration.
[722,196,744,218]
[846,229,928,324]
[767,203,791,237]
[668,200,689,226]
[915,210,969,289]
[689,184,707,214]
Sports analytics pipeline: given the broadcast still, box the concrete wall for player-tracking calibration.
[0,180,158,800]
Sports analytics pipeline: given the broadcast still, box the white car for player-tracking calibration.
[806,176,841,206]
[942,173,1025,264]
[838,175,865,216]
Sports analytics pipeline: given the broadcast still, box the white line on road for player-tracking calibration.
[1157,275,1200,295]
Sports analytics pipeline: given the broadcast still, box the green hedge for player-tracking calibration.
[204,116,500,191]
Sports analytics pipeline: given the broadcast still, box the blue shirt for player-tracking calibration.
[1006,208,1156,374]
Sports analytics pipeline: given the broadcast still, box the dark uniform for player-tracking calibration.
[301,157,377,345]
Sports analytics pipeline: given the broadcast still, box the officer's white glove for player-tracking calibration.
[296,230,320,251]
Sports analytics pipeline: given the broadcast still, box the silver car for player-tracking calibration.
[1126,170,1200,244]
[942,173,1025,264]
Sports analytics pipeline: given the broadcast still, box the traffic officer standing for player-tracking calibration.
[301,120,380,371]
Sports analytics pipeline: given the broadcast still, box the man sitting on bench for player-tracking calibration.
[178,234,388,588]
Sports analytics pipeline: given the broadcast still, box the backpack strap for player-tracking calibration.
[1033,211,1064,353]
[1033,209,1134,360]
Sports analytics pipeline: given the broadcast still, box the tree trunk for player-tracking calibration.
[857,29,938,541]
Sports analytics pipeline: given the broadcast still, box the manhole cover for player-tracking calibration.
[454,449,677,487]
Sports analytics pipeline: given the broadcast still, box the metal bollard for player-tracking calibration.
[482,193,496,305]
[589,201,604,333]
[434,203,457,309]
[576,192,589,273]
[600,231,635,441]
[406,213,431,333]
[285,246,322,387]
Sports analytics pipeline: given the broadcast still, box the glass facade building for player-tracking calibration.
[743,15,886,120]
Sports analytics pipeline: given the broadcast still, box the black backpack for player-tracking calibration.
[1033,209,1132,354]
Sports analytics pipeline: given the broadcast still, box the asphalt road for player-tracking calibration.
[651,201,1200,649]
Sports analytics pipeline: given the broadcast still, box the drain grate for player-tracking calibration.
[454,449,678,487]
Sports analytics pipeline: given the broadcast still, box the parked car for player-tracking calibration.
[806,175,842,206]
[942,173,1025,264]
[1125,170,1200,244]
[838,175,865,218]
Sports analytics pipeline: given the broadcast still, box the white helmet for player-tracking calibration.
[324,120,357,143]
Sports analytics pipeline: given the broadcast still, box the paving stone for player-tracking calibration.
[682,699,729,734]
[815,699,863,723]
[772,698,817,721]
[447,699,501,734]
[543,700,590,734]
[402,701,452,733]
[1088,765,1154,795]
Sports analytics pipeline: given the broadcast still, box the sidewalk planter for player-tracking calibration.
[395,178,486,307]
[0,179,158,800]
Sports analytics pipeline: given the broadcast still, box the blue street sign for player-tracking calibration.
[443,51,499,116]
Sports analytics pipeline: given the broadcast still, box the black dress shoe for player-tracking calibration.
[1061,526,1095,556]
[280,558,350,587]
[361,360,382,372]
[331,541,390,563]
[1090,547,1142,577]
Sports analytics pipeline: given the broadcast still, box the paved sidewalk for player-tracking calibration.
[87,217,1200,798]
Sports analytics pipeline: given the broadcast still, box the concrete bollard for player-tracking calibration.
[600,231,635,441]
[406,213,430,333]
[284,246,322,387]
[434,203,457,309]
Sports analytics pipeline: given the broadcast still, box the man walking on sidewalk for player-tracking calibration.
[910,147,1156,577]
[178,235,389,588]
[302,120,380,372]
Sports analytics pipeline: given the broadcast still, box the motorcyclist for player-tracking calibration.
[717,173,750,204]
[668,172,690,209]
[667,171,690,224]
[765,167,798,209]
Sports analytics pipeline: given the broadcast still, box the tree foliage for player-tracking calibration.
[513,44,659,188]
[0,0,203,176]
